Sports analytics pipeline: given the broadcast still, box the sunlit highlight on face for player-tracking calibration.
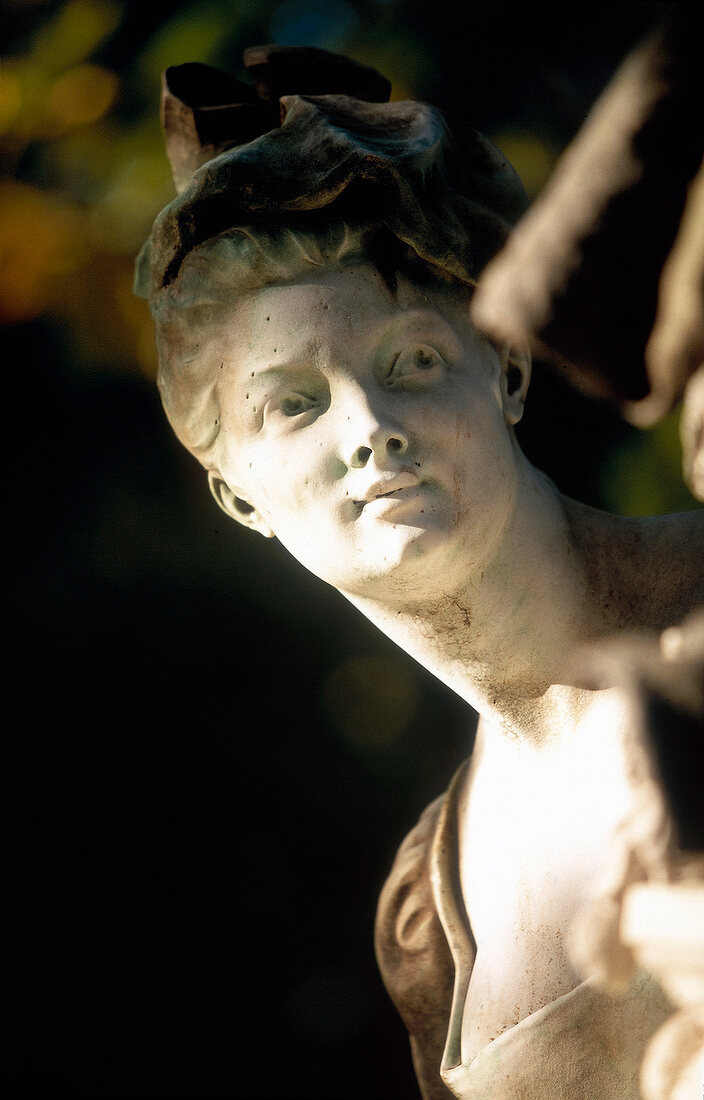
[214,261,520,599]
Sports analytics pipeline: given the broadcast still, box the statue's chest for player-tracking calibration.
[457,694,641,1060]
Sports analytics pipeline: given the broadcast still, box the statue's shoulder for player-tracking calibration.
[375,779,461,1100]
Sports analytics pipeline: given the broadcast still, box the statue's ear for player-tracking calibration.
[207,471,275,538]
[499,343,531,426]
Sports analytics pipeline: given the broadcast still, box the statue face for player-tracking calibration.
[210,261,526,601]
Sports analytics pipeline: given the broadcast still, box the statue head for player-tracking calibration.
[135,48,532,599]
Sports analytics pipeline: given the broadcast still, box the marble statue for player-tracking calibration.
[135,43,704,1100]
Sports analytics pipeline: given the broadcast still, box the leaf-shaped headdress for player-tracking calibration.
[134,45,528,300]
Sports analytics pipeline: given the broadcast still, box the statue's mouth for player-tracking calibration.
[376,487,407,499]
[356,472,421,508]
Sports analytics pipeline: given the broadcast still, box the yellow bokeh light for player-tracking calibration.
[321,654,419,749]
[0,180,87,324]
[30,0,123,76]
[389,82,415,102]
[0,67,23,132]
[113,268,159,377]
[46,64,119,131]
[490,131,559,199]
[87,152,174,254]
[0,59,48,141]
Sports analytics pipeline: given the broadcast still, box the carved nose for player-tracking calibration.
[349,432,407,468]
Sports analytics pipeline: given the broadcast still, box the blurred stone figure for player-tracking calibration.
[471,7,704,502]
[472,8,704,1098]
[135,37,704,1100]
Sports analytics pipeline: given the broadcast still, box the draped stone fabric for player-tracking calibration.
[134,47,528,302]
[376,763,673,1100]
[375,785,458,1100]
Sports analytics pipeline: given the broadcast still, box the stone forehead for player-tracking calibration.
[217,263,469,350]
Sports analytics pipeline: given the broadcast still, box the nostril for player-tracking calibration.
[351,445,372,468]
[388,436,405,453]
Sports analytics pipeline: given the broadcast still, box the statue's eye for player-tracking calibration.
[415,347,435,369]
[389,344,442,384]
[281,392,315,416]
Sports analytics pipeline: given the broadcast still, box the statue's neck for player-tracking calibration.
[346,465,589,739]
[344,463,704,745]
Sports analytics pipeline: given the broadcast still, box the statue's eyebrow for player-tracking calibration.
[373,308,462,356]
[244,359,322,386]
[247,355,311,376]
[378,307,457,334]
[243,310,461,391]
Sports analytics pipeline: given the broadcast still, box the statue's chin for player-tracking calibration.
[332,527,459,604]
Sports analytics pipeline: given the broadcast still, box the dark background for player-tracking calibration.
[4,3,701,1096]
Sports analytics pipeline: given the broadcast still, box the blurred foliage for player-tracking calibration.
[602,409,700,517]
[0,0,435,378]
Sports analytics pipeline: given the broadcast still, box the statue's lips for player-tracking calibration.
[355,473,424,515]
[355,472,421,507]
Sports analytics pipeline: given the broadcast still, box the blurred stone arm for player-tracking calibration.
[470,11,704,1095]
[648,163,704,498]
[470,6,704,501]
[567,609,704,1100]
